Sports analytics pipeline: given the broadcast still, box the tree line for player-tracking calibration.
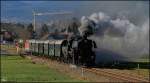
[1,17,81,41]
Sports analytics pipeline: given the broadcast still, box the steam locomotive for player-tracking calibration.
[25,33,97,67]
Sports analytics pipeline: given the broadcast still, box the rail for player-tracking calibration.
[83,68,149,82]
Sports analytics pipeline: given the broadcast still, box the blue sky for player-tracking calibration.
[1,1,83,23]
[1,1,149,23]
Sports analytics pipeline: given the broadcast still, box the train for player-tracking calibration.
[24,33,97,67]
[21,32,149,69]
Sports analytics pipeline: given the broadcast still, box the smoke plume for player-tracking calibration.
[79,12,149,58]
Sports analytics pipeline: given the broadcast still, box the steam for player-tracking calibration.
[78,16,95,36]
[79,12,149,58]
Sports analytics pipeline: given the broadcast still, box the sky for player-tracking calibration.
[1,1,83,23]
[1,1,149,24]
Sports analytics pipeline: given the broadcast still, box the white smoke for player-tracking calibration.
[89,12,110,22]
[78,16,95,36]
[80,12,149,58]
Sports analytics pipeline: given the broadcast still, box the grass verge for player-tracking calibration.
[1,55,82,82]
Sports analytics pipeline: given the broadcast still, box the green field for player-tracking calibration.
[1,55,82,82]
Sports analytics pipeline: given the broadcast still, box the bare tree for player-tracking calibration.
[67,17,80,35]
[27,23,36,39]
[40,24,49,37]
[27,23,34,33]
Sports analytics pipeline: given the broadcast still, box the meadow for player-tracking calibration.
[1,55,82,82]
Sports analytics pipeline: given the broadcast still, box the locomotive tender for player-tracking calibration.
[26,34,97,67]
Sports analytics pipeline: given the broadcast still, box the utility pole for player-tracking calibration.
[32,10,36,31]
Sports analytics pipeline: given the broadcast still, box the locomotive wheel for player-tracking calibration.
[61,40,69,63]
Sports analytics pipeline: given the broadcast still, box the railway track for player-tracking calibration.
[83,68,149,82]
[101,68,149,80]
